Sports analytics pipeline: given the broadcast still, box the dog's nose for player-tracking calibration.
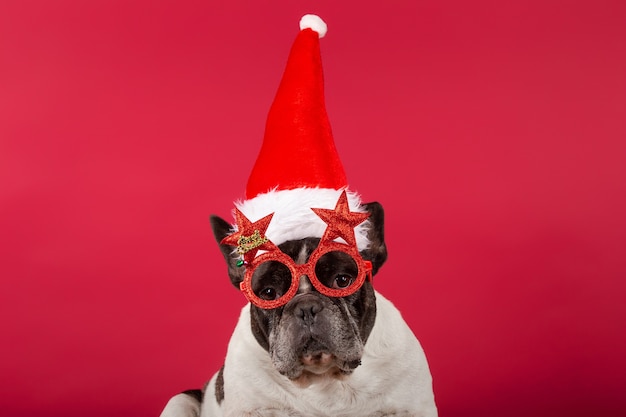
[293,296,324,325]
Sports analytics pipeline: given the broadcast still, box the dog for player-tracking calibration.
[159,196,437,417]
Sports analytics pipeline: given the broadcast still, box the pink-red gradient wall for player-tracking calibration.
[1,1,625,416]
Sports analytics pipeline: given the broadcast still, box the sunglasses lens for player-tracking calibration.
[250,260,292,302]
[314,250,360,291]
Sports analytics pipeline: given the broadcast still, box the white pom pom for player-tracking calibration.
[299,14,327,38]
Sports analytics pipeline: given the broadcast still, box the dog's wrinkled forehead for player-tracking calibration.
[233,187,371,251]
[279,238,319,264]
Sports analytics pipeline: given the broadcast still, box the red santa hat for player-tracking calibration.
[233,14,370,251]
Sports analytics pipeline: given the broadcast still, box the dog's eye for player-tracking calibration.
[259,287,277,300]
[333,274,354,289]
[251,261,290,302]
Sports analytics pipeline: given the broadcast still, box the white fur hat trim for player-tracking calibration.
[233,187,371,251]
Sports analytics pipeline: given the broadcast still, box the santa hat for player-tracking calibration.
[233,15,370,250]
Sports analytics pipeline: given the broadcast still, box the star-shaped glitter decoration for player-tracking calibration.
[311,190,370,246]
[221,208,275,261]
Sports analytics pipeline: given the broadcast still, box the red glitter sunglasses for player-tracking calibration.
[222,191,373,309]
[240,239,372,309]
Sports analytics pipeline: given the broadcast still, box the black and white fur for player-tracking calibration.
[160,202,437,417]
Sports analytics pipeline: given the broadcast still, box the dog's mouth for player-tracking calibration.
[299,340,337,373]
[291,350,346,387]
[290,340,362,384]
[301,350,336,373]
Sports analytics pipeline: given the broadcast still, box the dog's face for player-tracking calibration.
[210,202,387,385]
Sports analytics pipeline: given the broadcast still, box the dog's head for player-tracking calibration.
[210,200,387,385]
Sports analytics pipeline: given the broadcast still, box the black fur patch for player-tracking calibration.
[250,304,273,351]
[182,389,203,403]
[215,364,225,404]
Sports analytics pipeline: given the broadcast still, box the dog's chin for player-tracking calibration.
[290,364,348,388]
[290,367,349,388]
[285,350,360,388]
[301,351,340,376]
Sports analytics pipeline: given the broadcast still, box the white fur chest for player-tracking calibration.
[206,292,437,417]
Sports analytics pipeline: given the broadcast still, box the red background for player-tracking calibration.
[1,1,625,416]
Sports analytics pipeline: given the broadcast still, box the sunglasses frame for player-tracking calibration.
[239,239,372,309]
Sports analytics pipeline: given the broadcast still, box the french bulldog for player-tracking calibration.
[159,199,437,417]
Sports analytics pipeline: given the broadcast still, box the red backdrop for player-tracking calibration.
[1,1,625,416]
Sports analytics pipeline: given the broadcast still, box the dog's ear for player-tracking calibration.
[361,202,388,276]
[209,215,244,288]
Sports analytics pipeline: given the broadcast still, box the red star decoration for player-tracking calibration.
[311,190,370,246]
[221,209,275,261]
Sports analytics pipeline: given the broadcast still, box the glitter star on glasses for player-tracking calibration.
[221,208,275,261]
[311,190,370,247]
